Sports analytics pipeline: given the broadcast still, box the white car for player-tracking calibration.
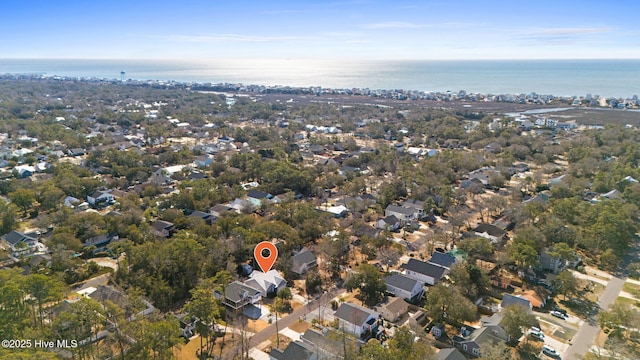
[529,327,544,340]
[542,345,559,357]
[550,310,566,319]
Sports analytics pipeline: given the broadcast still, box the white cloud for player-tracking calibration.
[515,27,613,46]
[362,21,484,30]
[362,21,425,29]
[162,34,312,43]
[527,27,612,36]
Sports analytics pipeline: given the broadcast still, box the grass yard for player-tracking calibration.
[289,320,311,333]
[616,296,640,308]
[623,282,640,296]
[583,281,606,303]
[174,333,237,360]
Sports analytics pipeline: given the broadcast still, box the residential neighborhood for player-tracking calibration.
[0,76,639,360]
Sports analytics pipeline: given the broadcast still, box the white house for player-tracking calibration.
[223,281,263,312]
[384,273,424,300]
[291,248,317,276]
[1,230,38,257]
[246,189,280,208]
[384,205,416,224]
[334,302,380,338]
[14,165,35,178]
[401,258,448,286]
[245,269,286,297]
[87,190,115,207]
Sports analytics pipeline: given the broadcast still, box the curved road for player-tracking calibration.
[564,276,625,359]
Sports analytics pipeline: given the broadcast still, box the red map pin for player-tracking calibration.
[254,241,278,273]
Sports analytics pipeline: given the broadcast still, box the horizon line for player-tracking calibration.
[2,57,640,62]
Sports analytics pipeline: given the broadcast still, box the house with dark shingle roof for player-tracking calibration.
[223,281,262,312]
[210,204,234,218]
[151,220,175,238]
[270,340,316,360]
[501,293,532,310]
[473,223,507,243]
[377,215,400,231]
[1,230,37,256]
[247,189,269,206]
[188,210,216,225]
[247,189,280,208]
[334,302,380,338]
[401,258,448,286]
[87,190,115,207]
[384,273,424,300]
[429,252,458,270]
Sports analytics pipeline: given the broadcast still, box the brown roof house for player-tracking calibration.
[377,297,410,323]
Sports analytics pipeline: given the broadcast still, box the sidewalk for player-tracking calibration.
[569,269,609,286]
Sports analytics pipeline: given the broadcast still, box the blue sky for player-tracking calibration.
[2,0,639,60]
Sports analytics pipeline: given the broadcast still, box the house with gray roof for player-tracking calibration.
[210,204,234,217]
[473,223,507,243]
[429,252,458,270]
[401,258,448,286]
[453,315,511,358]
[501,293,532,310]
[377,215,400,231]
[291,248,317,276]
[334,302,380,338]
[223,281,262,312]
[1,230,37,257]
[270,340,316,360]
[188,210,216,225]
[385,204,417,224]
[384,273,424,301]
[300,328,360,359]
[87,190,115,207]
[400,199,428,220]
[437,348,467,360]
[151,220,175,238]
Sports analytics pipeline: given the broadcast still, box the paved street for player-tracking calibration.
[248,287,345,347]
[564,276,625,359]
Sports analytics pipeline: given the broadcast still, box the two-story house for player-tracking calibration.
[401,258,448,286]
[453,314,511,358]
[291,248,317,276]
[383,273,424,301]
[244,269,286,298]
[334,302,380,338]
[384,205,416,225]
[87,190,115,207]
[1,230,37,257]
[223,281,262,313]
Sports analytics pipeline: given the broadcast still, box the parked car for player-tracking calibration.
[529,327,545,340]
[550,310,566,319]
[554,308,567,316]
[542,345,559,357]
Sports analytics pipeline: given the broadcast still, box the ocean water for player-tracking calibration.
[0,58,638,99]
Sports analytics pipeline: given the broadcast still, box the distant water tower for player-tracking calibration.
[120,71,125,82]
